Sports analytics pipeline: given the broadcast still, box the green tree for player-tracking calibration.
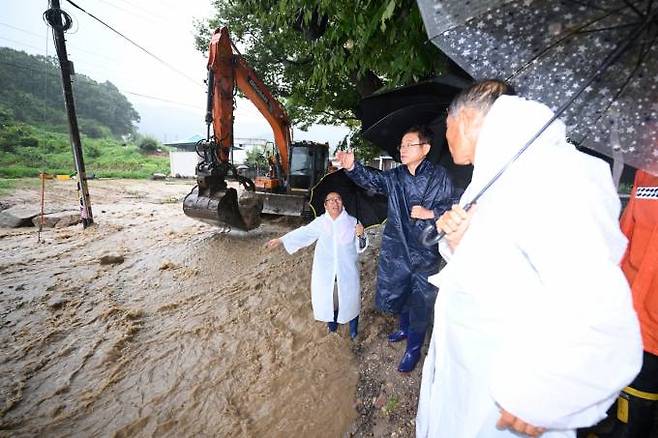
[195,0,449,157]
[244,146,268,171]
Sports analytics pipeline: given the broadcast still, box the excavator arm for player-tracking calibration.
[183,26,326,229]
[207,27,292,178]
[183,26,283,231]
[234,55,291,177]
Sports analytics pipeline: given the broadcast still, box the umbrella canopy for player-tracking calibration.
[417,0,658,175]
[357,76,474,192]
[358,75,469,160]
[308,168,388,228]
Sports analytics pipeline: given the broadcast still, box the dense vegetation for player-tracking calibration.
[0,48,168,178]
[0,47,139,137]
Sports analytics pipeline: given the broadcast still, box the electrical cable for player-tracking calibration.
[43,7,73,32]
[0,22,44,38]
[62,0,203,88]
[0,23,123,65]
[0,60,201,110]
[0,36,45,52]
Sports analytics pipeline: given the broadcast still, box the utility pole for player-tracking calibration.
[44,0,94,227]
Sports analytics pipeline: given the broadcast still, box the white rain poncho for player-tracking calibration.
[416,95,642,438]
[281,210,367,323]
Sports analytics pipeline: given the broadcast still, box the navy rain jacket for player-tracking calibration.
[347,159,456,331]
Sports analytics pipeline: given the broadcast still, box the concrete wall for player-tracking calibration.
[169,152,199,177]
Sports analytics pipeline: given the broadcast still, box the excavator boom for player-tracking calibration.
[183,26,328,230]
[183,27,265,231]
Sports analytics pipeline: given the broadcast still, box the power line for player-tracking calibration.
[109,0,177,24]
[0,22,46,38]
[62,0,203,88]
[0,40,143,83]
[0,23,127,65]
[0,37,46,53]
[0,59,203,110]
[123,91,201,109]
[91,0,162,27]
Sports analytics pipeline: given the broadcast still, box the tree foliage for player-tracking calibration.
[244,145,268,170]
[194,0,449,156]
[0,47,140,137]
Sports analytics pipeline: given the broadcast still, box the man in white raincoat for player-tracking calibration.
[266,192,367,338]
[416,80,642,438]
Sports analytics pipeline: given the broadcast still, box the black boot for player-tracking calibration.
[349,316,359,340]
[397,329,425,373]
[327,310,338,332]
[388,312,409,343]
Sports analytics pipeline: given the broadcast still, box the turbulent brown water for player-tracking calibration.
[0,180,360,437]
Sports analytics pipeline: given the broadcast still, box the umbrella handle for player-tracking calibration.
[420,224,445,247]
[420,201,475,247]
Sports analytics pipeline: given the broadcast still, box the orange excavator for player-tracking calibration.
[183,27,329,230]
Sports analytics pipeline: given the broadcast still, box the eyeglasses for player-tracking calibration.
[325,198,342,204]
[397,142,427,151]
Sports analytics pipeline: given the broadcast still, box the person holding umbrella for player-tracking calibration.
[265,192,367,339]
[336,125,455,373]
[416,79,642,437]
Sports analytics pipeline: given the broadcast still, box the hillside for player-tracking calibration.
[0,47,169,178]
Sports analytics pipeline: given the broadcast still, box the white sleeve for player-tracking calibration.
[438,239,453,261]
[489,188,642,429]
[280,218,322,254]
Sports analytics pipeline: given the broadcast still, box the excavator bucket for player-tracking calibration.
[183,186,263,231]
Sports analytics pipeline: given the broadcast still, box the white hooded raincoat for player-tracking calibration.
[416,96,642,438]
[281,210,367,323]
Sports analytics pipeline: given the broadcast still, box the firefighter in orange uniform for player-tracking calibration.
[616,169,658,437]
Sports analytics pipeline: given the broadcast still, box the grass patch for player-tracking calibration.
[0,178,39,196]
[383,395,399,415]
[1,123,170,179]
[0,178,17,196]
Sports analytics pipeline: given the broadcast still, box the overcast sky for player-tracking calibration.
[0,0,349,147]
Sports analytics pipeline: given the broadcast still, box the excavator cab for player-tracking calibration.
[288,141,329,191]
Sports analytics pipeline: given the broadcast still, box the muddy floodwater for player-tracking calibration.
[0,179,369,437]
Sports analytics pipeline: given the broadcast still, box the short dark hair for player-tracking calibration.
[448,79,515,118]
[403,124,433,145]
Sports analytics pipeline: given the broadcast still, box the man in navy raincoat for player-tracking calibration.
[336,125,455,372]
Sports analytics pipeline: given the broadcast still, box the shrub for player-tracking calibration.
[138,135,160,153]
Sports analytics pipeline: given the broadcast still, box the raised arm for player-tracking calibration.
[337,151,388,195]
[269,218,323,254]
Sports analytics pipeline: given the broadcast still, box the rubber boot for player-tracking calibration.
[349,316,359,340]
[397,329,425,373]
[388,312,409,343]
[327,310,338,332]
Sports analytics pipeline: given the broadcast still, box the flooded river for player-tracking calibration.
[0,180,362,437]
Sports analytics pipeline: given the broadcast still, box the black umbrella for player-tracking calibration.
[308,168,388,228]
[358,75,469,160]
[417,0,658,176]
[357,76,473,192]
